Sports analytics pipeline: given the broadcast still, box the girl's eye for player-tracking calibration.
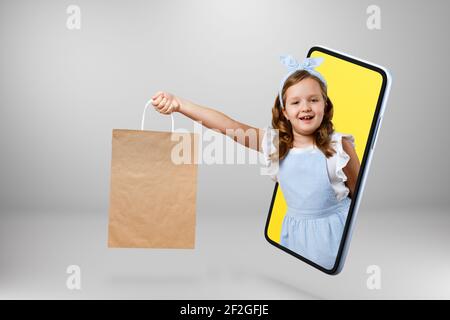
[311,99,318,103]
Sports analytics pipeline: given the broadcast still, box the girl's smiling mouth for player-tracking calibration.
[299,114,315,121]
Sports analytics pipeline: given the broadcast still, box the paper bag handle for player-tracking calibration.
[141,98,175,132]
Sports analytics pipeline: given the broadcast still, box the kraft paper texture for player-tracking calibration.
[108,129,198,248]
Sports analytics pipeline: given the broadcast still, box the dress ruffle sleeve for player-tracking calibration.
[327,132,356,201]
[260,126,279,182]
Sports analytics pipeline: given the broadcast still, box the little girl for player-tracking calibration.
[151,55,360,269]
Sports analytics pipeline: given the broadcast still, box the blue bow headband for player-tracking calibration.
[278,55,327,109]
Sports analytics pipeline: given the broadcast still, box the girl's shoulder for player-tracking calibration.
[327,131,356,201]
[330,131,355,148]
[260,126,279,182]
[260,125,278,155]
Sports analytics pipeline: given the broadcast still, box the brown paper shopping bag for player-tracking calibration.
[108,100,198,248]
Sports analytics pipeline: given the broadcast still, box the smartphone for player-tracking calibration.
[264,46,392,275]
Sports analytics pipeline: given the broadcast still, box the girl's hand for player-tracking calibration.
[151,91,182,114]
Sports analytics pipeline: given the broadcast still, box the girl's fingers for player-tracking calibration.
[152,92,177,114]
[166,104,175,114]
[152,91,164,100]
[160,100,173,114]
[158,97,167,109]
[159,105,170,114]
[152,94,163,105]
[157,99,170,113]
[157,92,166,101]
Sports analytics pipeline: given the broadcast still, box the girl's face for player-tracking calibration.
[282,77,326,136]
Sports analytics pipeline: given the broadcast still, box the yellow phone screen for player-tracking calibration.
[265,47,387,272]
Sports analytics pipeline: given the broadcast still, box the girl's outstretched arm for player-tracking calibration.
[152,91,265,152]
[342,138,361,198]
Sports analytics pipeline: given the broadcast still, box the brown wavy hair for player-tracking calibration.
[271,70,336,161]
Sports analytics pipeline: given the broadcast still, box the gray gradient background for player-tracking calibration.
[1,0,449,299]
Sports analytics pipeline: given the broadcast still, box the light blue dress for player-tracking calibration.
[278,146,351,269]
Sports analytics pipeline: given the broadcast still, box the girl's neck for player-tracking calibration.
[292,132,315,148]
